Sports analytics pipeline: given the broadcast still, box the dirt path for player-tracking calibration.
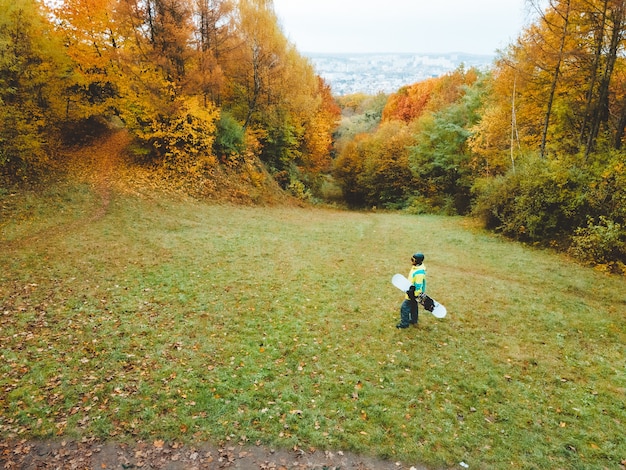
[0,438,423,469]
[86,130,130,221]
[0,131,129,252]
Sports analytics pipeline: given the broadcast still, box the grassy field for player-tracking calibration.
[1,185,625,469]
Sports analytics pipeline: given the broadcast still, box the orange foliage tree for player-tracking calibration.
[381,67,478,123]
[381,79,437,123]
[218,0,338,190]
[483,0,626,160]
[43,0,336,194]
[301,77,341,174]
[191,0,235,106]
[334,67,481,209]
[333,120,415,207]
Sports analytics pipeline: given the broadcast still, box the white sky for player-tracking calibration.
[272,0,535,55]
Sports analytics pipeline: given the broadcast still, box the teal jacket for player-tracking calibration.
[405,263,426,300]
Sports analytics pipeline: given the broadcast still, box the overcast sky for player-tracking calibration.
[272,0,536,55]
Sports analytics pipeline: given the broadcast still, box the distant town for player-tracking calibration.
[305,52,496,95]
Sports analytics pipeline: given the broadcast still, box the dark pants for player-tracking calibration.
[400,299,418,326]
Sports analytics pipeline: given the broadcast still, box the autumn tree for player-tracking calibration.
[382,67,478,124]
[466,71,516,175]
[0,0,71,182]
[334,92,387,153]
[382,79,437,123]
[490,0,626,158]
[53,0,120,126]
[332,137,366,206]
[144,0,195,83]
[4,0,336,199]
[278,52,340,181]
[71,0,220,165]
[360,121,415,207]
[226,0,286,129]
[333,68,485,210]
[579,0,626,157]
[215,0,338,196]
[409,74,487,214]
[191,0,235,105]
[612,61,626,148]
[300,77,341,174]
[541,0,573,157]
[468,0,626,267]
[333,120,415,208]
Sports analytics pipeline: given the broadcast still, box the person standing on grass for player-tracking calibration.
[397,252,426,329]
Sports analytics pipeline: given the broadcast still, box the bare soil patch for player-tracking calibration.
[1,439,422,469]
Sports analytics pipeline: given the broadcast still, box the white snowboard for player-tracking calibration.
[391,273,447,318]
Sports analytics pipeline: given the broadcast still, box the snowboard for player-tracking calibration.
[391,273,447,318]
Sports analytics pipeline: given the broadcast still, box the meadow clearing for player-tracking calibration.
[1,185,625,469]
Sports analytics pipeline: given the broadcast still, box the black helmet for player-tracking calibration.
[412,253,424,264]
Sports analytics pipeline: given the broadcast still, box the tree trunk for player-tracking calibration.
[540,0,571,159]
[585,0,625,158]
[578,0,608,148]
[614,100,626,149]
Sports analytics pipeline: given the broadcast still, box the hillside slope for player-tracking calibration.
[1,187,625,469]
[61,130,293,206]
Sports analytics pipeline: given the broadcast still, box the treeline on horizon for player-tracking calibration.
[1,0,625,271]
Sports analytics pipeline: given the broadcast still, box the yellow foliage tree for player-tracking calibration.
[6,0,337,193]
[53,0,120,120]
[485,0,626,160]
[301,77,341,173]
[0,0,71,181]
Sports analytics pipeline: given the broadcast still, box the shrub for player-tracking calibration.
[570,216,626,273]
[213,112,245,163]
[132,97,219,172]
[471,156,590,242]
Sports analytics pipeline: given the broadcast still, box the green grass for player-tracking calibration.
[1,187,625,469]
